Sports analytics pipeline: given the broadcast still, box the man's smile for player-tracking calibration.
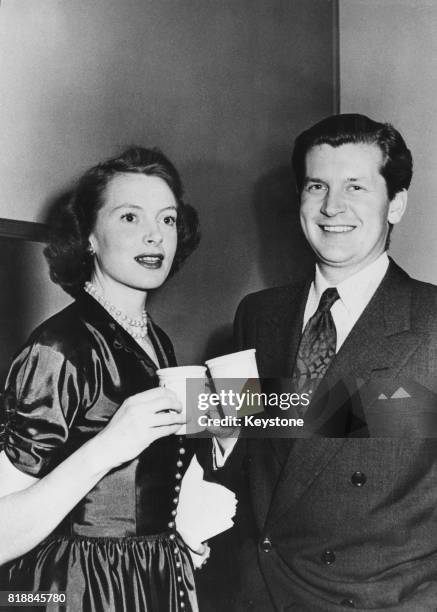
[318,224,356,233]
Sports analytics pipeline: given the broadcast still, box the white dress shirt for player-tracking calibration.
[303,252,389,352]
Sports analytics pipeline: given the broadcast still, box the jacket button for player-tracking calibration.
[260,537,272,552]
[321,549,336,564]
[341,599,355,607]
[351,471,367,487]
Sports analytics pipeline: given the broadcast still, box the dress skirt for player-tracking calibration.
[3,532,197,612]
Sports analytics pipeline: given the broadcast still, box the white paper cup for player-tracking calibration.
[157,365,207,434]
[206,349,258,379]
[205,349,262,417]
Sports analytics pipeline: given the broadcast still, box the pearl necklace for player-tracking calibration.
[84,282,148,340]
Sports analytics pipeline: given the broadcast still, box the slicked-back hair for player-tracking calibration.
[44,146,200,297]
[292,113,413,201]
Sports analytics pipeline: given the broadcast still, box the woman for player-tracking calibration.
[0,146,201,611]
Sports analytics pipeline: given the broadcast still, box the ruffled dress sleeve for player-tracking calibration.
[3,335,85,478]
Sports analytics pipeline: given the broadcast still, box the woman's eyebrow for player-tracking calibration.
[111,203,143,211]
[110,204,178,213]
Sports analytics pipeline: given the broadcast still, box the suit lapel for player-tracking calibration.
[316,260,421,414]
[261,261,421,528]
[255,282,310,378]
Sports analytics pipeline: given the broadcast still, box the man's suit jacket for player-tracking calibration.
[230,260,437,611]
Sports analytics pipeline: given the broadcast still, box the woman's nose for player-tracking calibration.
[142,224,163,245]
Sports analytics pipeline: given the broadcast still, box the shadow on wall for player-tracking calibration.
[253,165,315,287]
[202,324,234,363]
[0,238,42,431]
[199,165,315,363]
[0,238,33,386]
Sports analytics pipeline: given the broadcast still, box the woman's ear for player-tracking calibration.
[88,235,97,255]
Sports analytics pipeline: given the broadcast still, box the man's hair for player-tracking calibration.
[44,146,200,297]
[292,113,413,200]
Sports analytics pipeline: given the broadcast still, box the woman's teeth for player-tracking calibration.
[135,255,163,267]
[135,255,163,263]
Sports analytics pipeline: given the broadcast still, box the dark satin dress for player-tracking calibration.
[0,293,198,612]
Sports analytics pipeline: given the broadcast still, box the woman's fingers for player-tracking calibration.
[96,386,187,467]
[126,387,182,413]
[151,409,185,428]
[150,424,184,439]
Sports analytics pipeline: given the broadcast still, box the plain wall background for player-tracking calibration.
[339,0,437,284]
[0,0,336,374]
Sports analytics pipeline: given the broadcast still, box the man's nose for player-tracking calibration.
[320,188,346,216]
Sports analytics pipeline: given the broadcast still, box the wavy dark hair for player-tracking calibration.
[292,113,413,199]
[44,146,200,297]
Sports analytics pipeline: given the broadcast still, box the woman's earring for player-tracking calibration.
[88,243,95,256]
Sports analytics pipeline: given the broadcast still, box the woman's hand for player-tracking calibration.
[93,387,185,471]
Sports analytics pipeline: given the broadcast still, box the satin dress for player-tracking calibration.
[0,292,198,612]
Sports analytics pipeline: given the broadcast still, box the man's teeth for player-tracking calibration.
[321,225,354,233]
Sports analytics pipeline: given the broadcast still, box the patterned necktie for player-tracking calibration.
[293,287,340,397]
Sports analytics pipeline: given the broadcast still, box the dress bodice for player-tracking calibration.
[60,435,192,537]
[3,292,195,536]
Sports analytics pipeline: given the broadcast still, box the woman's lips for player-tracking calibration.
[134,254,164,269]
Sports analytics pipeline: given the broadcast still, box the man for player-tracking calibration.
[227,114,437,611]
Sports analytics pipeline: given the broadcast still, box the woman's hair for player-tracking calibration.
[44,146,200,297]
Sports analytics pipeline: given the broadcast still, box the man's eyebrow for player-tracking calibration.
[304,176,327,184]
[304,176,368,184]
[346,177,364,182]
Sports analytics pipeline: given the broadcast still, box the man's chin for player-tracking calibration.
[315,251,355,268]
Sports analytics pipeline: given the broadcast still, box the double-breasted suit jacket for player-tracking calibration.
[229,260,437,611]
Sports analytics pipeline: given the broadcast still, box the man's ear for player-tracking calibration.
[388,189,408,225]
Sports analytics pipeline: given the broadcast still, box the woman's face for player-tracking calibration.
[89,173,178,294]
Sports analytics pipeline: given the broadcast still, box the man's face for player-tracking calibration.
[299,142,406,281]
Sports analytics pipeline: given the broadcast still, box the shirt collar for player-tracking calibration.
[313,252,389,316]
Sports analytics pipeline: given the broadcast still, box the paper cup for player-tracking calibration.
[206,349,258,379]
[157,365,207,434]
[205,349,262,417]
